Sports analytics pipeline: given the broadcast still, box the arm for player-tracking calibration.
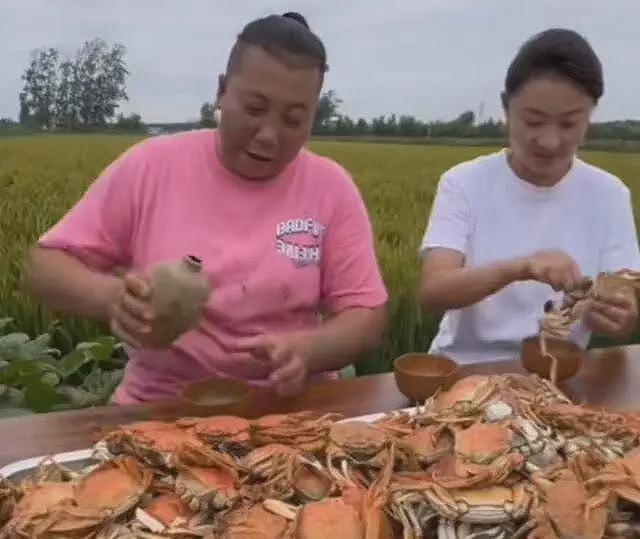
[583,185,640,339]
[419,172,583,315]
[26,140,153,345]
[284,305,386,373]
[420,248,526,314]
[26,247,123,322]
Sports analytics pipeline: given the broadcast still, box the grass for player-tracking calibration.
[1,134,639,375]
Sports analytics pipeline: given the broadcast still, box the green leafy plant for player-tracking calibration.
[0,318,126,416]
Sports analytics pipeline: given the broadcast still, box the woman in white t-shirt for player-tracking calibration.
[420,28,640,364]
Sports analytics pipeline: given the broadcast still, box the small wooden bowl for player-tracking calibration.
[393,353,458,402]
[181,377,251,417]
[521,335,584,382]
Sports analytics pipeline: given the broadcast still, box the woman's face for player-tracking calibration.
[505,75,595,184]
[217,45,321,180]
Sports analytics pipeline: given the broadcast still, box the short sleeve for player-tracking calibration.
[37,142,145,272]
[599,185,640,272]
[320,169,388,313]
[419,172,472,257]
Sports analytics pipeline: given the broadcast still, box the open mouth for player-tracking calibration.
[245,150,273,163]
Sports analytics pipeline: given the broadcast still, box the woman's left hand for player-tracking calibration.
[583,290,639,338]
[243,333,311,397]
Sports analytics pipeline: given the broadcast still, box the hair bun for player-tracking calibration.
[282,12,309,29]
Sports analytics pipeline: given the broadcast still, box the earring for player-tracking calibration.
[214,107,222,125]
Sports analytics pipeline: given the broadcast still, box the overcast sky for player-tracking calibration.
[1,0,638,123]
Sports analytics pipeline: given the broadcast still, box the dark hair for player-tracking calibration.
[503,28,603,106]
[225,12,328,77]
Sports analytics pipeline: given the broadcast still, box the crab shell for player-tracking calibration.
[0,478,17,527]
[402,425,454,465]
[166,441,240,512]
[454,423,512,465]
[11,481,74,517]
[250,411,341,453]
[73,456,153,517]
[447,484,532,524]
[240,443,299,480]
[435,375,496,414]
[8,504,110,539]
[328,422,388,461]
[585,447,640,506]
[3,481,102,539]
[532,469,608,539]
[183,415,251,453]
[101,420,204,467]
[220,503,291,539]
[139,492,196,528]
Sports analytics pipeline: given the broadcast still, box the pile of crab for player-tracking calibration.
[4,374,640,538]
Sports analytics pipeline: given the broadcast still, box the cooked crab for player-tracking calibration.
[250,411,341,453]
[171,441,241,512]
[326,421,390,483]
[100,419,205,467]
[219,502,291,539]
[400,425,454,468]
[241,444,332,501]
[528,468,608,539]
[133,492,212,537]
[181,416,252,456]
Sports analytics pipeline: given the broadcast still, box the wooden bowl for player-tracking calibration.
[521,335,584,382]
[181,377,251,417]
[393,353,458,402]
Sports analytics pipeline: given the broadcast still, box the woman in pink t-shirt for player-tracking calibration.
[27,12,388,403]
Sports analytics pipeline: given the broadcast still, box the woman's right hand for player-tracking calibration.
[108,273,156,348]
[519,249,583,291]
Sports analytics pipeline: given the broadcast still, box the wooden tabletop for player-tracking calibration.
[1,344,640,468]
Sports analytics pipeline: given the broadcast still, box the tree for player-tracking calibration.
[116,112,143,131]
[55,60,80,128]
[355,118,369,135]
[18,39,129,129]
[75,39,128,126]
[200,102,216,127]
[313,90,342,133]
[19,48,59,129]
[454,110,475,126]
[399,115,420,137]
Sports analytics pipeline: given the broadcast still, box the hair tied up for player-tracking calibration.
[281,12,310,29]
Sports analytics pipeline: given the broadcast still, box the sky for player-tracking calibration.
[1,0,638,124]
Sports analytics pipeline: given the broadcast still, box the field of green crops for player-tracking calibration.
[1,134,640,379]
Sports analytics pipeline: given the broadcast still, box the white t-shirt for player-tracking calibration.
[421,149,640,364]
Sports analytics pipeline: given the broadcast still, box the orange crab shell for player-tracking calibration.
[402,425,454,463]
[454,423,512,464]
[103,419,204,456]
[535,469,608,539]
[328,422,388,455]
[12,481,74,517]
[185,415,251,444]
[435,375,492,411]
[144,492,196,527]
[221,503,291,539]
[240,443,299,478]
[295,497,364,538]
[292,462,333,501]
[73,456,153,516]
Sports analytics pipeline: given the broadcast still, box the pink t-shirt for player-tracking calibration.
[38,129,387,403]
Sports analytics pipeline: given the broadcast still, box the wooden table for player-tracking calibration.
[2,344,640,468]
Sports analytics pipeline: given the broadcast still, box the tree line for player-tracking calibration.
[6,41,640,141]
[15,39,142,131]
[200,89,640,141]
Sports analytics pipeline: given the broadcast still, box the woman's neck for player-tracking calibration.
[506,150,572,188]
